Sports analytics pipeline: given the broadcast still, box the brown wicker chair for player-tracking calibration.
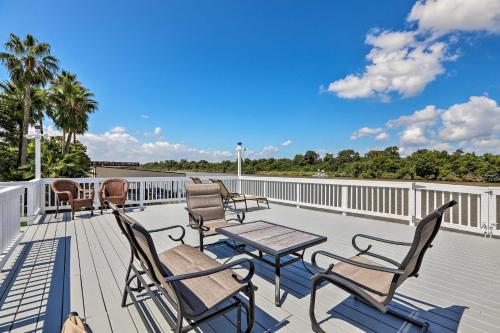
[51,179,94,219]
[110,203,255,333]
[99,178,128,214]
[185,183,245,251]
[210,178,269,211]
[309,200,457,333]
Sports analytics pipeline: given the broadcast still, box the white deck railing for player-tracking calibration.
[0,185,24,270]
[240,176,499,236]
[0,175,498,238]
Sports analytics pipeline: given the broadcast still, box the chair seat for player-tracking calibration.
[158,244,245,318]
[202,219,240,236]
[243,195,266,201]
[331,255,394,303]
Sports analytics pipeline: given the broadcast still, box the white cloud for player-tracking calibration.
[78,130,234,163]
[350,127,384,140]
[262,146,279,153]
[141,114,150,119]
[386,105,440,128]
[328,30,452,99]
[408,0,500,37]
[400,127,430,145]
[356,95,500,154]
[110,126,126,134]
[281,139,292,147]
[154,127,162,135]
[439,96,500,141]
[375,132,389,141]
[327,0,499,101]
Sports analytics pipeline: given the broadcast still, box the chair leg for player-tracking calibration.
[244,199,248,212]
[237,303,242,333]
[244,283,255,333]
[55,201,59,218]
[174,312,183,333]
[386,308,429,333]
[199,233,204,252]
[309,275,326,333]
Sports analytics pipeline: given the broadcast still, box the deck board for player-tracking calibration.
[0,203,499,332]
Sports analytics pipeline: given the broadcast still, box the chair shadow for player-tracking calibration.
[316,293,466,333]
[206,243,324,304]
[0,234,71,333]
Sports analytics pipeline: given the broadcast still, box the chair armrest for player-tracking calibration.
[184,207,209,231]
[311,250,404,275]
[54,190,74,202]
[148,225,186,243]
[352,234,412,253]
[227,210,245,223]
[164,258,255,284]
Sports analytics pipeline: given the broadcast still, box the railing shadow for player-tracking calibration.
[0,234,70,333]
[316,294,466,333]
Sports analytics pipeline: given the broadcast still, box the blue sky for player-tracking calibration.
[1,0,500,162]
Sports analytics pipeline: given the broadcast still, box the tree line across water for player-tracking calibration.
[0,33,94,180]
[143,147,500,183]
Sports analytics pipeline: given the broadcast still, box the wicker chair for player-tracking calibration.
[110,203,255,333]
[99,178,128,214]
[51,179,94,219]
[309,200,457,333]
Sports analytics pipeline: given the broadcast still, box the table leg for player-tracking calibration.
[275,257,281,306]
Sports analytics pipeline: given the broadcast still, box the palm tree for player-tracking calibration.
[0,81,50,164]
[0,34,59,163]
[50,71,97,154]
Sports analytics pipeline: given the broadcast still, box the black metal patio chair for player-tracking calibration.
[110,203,256,333]
[309,200,457,333]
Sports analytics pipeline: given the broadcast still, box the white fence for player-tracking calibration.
[240,176,499,236]
[0,185,24,270]
[0,175,498,237]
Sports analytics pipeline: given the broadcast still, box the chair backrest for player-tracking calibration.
[395,200,457,287]
[111,207,166,284]
[209,179,230,198]
[101,178,128,197]
[51,179,79,201]
[190,177,203,184]
[185,184,225,223]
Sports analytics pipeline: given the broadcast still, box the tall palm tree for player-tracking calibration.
[50,71,97,154]
[0,34,59,163]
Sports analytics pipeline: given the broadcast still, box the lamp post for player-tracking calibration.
[236,142,244,192]
[26,125,43,179]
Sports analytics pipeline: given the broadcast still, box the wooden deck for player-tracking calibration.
[0,203,499,332]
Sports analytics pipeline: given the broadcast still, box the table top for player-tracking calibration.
[216,220,327,257]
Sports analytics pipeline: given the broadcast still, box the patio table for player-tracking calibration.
[216,221,327,306]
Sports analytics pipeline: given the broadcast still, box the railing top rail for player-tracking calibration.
[239,175,413,188]
[0,185,23,197]
[40,175,238,183]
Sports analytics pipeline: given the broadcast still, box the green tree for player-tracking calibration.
[49,71,97,153]
[0,34,59,163]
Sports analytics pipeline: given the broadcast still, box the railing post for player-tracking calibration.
[341,185,348,215]
[26,183,35,223]
[408,183,417,226]
[263,181,267,198]
[92,180,100,210]
[296,183,300,208]
[139,179,145,206]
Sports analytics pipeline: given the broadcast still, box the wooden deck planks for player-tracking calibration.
[0,202,499,332]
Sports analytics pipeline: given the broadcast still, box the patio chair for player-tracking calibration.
[190,176,203,184]
[110,203,256,333]
[98,178,128,214]
[185,183,245,251]
[210,178,269,212]
[51,179,94,219]
[309,200,457,333]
